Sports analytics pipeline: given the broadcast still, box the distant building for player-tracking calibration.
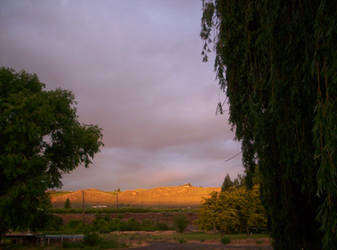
[91,205,107,208]
[182,183,192,188]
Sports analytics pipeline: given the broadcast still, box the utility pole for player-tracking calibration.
[115,188,120,209]
[116,191,118,209]
[82,191,85,222]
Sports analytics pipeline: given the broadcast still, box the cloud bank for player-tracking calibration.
[0,0,243,190]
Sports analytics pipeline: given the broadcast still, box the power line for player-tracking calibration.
[225,151,242,162]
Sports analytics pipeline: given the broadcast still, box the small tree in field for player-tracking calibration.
[64,198,71,209]
[174,215,188,233]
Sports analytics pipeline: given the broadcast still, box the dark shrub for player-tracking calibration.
[93,215,111,233]
[45,215,63,231]
[83,232,101,246]
[221,235,231,245]
[65,219,91,233]
[156,222,169,231]
[174,215,188,233]
[120,218,141,231]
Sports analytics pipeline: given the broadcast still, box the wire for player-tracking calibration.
[225,151,242,162]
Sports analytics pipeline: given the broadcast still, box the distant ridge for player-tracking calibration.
[50,185,220,208]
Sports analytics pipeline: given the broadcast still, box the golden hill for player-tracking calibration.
[50,185,220,208]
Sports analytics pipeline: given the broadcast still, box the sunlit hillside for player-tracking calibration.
[50,185,220,208]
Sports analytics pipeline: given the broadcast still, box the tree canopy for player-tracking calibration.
[199,184,267,234]
[0,67,103,235]
[221,174,233,192]
[201,0,337,249]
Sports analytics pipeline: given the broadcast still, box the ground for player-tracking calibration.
[109,231,272,250]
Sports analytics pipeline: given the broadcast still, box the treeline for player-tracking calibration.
[198,174,266,234]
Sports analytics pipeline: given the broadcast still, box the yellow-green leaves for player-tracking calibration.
[198,185,266,234]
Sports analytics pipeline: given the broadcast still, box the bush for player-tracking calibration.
[45,215,63,231]
[109,218,122,231]
[121,218,141,231]
[63,233,123,249]
[91,215,171,233]
[140,219,155,231]
[174,215,188,233]
[156,222,169,231]
[62,241,82,248]
[83,232,101,246]
[93,215,112,233]
[178,238,186,244]
[99,238,120,248]
[64,219,91,233]
[221,235,231,245]
[198,185,267,234]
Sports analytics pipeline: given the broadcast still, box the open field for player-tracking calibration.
[52,211,198,231]
[2,205,271,249]
[49,185,220,208]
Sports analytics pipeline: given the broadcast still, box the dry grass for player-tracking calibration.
[50,186,220,208]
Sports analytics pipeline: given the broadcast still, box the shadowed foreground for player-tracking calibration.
[128,242,273,250]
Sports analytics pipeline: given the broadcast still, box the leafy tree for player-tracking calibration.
[221,174,233,192]
[64,198,71,209]
[0,68,103,237]
[201,1,336,249]
[199,185,266,233]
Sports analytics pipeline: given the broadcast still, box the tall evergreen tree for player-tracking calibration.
[201,1,337,249]
[64,198,71,209]
[221,174,233,191]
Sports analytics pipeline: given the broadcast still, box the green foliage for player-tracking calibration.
[62,233,122,249]
[0,67,103,236]
[173,214,189,233]
[199,185,266,234]
[43,215,63,231]
[221,235,231,245]
[99,237,122,249]
[60,220,91,234]
[155,222,169,231]
[44,215,171,234]
[177,237,186,244]
[91,215,170,233]
[201,1,337,249]
[221,174,233,192]
[93,215,113,233]
[64,198,71,209]
[83,232,101,246]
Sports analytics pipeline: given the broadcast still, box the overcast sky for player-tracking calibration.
[0,0,243,190]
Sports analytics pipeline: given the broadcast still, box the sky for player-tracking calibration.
[0,0,243,191]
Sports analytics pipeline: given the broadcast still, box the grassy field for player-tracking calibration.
[2,209,270,249]
[113,231,270,242]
